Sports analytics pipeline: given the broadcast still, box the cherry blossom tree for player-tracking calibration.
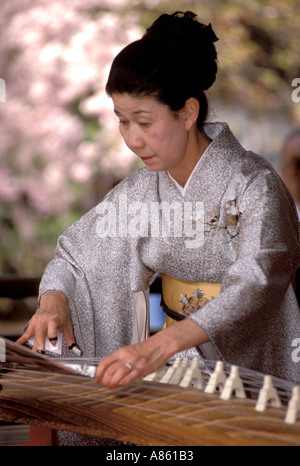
[0,0,299,274]
[0,0,142,273]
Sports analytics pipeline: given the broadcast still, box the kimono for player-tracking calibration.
[39,122,300,385]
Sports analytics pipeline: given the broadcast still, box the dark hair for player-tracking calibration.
[106,11,218,128]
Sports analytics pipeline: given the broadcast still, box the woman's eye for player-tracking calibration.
[118,119,150,128]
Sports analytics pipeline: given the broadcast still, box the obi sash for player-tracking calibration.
[160,274,221,328]
[160,274,221,360]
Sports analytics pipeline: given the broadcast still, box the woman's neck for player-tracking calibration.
[168,128,212,187]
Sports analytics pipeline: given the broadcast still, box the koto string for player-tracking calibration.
[1,348,299,445]
[1,370,299,445]
[57,355,295,401]
[0,355,295,405]
[1,353,295,401]
[1,336,295,401]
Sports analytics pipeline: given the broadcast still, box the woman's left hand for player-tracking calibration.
[95,319,209,388]
[95,335,171,388]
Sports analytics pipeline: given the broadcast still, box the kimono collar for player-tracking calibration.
[167,121,243,197]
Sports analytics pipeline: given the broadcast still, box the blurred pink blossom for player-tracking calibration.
[0,0,141,273]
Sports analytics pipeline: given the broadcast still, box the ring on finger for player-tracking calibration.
[124,362,133,371]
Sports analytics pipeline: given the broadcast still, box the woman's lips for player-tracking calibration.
[140,155,154,162]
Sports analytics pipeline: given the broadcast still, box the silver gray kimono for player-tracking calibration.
[39,122,300,385]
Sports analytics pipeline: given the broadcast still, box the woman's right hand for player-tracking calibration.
[16,291,76,353]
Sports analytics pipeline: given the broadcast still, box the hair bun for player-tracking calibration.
[143,11,218,91]
[144,11,218,46]
[106,11,219,127]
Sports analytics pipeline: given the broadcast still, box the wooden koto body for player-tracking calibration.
[0,338,300,446]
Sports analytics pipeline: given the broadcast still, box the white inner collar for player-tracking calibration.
[167,121,227,196]
[168,139,212,196]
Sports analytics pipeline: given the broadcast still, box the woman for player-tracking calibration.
[18,12,300,392]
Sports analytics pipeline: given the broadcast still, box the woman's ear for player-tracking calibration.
[182,98,199,130]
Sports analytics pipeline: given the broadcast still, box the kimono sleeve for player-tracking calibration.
[38,227,97,358]
[188,167,300,377]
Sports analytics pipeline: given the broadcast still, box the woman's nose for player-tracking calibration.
[126,127,145,149]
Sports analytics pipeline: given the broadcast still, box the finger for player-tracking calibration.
[54,324,83,357]
[98,357,141,389]
[50,314,80,354]
[95,355,116,384]
[48,336,59,346]
[47,320,59,346]
[119,369,140,387]
[16,325,34,346]
[68,342,82,357]
[32,325,48,352]
[102,362,136,389]
[61,323,76,349]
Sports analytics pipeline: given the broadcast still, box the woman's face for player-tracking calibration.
[111,93,190,173]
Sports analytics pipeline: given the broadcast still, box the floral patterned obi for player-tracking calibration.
[160,274,221,328]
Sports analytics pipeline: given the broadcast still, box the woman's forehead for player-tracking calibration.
[112,93,166,115]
